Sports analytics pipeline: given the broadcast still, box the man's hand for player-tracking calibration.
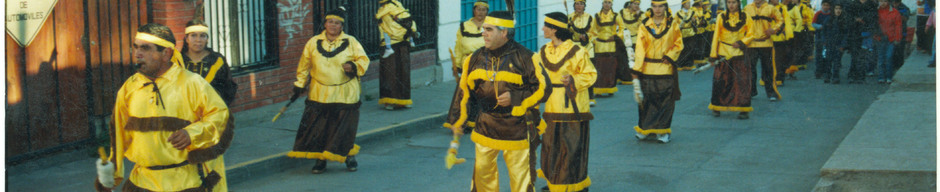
[168,130,191,150]
[663,58,671,65]
[343,63,354,73]
[451,125,464,136]
[497,92,511,107]
[764,28,775,36]
[560,75,572,86]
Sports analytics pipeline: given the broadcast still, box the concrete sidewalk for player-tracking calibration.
[812,52,937,191]
[7,78,458,191]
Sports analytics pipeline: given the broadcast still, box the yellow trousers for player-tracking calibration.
[472,143,532,192]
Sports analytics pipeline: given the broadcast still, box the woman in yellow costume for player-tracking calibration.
[631,0,684,143]
[181,19,238,106]
[287,7,370,174]
[591,0,624,96]
[708,0,757,119]
[535,12,597,192]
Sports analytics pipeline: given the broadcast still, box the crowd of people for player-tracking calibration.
[91,0,934,191]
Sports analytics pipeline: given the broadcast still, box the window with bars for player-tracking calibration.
[203,0,279,72]
[313,0,438,60]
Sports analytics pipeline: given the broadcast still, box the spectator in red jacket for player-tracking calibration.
[874,0,903,83]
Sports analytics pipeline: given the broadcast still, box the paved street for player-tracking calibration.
[231,56,893,191]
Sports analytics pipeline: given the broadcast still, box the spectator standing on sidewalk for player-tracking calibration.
[287,7,370,174]
[891,0,912,71]
[535,12,596,192]
[915,0,934,53]
[815,2,850,84]
[846,0,878,83]
[874,0,903,84]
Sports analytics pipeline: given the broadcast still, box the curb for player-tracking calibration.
[225,112,446,184]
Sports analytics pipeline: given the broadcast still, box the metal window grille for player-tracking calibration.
[314,0,438,60]
[460,0,538,51]
[204,0,279,72]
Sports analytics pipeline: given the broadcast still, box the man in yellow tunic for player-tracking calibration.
[693,0,712,66]
[376,0,419,109]
[451,11,550,192]
[445,0,489,133]
[708,0,757,119]
[287,8,370,174]
[743,0,785,100]
[535,12,597,192]
[95,23,233,192]
[677,0,699,70]
[771,0,795,85]
[592,0,625,96]
[632,0,684,143]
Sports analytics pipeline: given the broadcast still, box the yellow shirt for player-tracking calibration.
[111,64,231,191]
[788,4,807,32]
[620,8,646,43]
[376,0,418,45]
[694,7,708,35]
[294,32,371,104]
[592,10,624,53]
[705,8,717,32]
[801,3,816,31]
[454,20,485,69]
[533,40,597,116]
[711,11,754,59]
[771,4,795,42]
[569,12,595,58]
[634,15,684,75]
[678,8,697,38]
[743,2,785,48]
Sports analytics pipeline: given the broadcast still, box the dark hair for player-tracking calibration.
[182,19,209,53]
[544,12,573,41]
[137,23,175,52]
[624,2,631,8]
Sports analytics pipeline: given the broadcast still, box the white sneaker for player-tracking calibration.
[590,101,596,106]
[382,48,395,58]
[384,105,394,110]
[634,133,648,140]
[769,97,778,102]
[404,104,412,108]
[656,133,671,143]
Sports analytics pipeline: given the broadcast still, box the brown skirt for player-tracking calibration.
[594,53,619,93]
[638,76,676,131]
[379,42,412,105]
[710,56,753,112]
[539,120,590,190]
[290,100,360,162]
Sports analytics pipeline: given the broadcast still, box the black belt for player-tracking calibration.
[148,161,189,170]
[644,58,664,63]
[147,161,218,191]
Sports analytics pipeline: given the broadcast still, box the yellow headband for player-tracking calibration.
[484,16,515,28]
[135,32,184,66]
[604,0,612,2]
[575,0,585,2]
[325,15,345,22]
[474,2,489,7]
[544,16,568,28]
[184,25,209,34]
[652,0,668,5]
[682,0,690,4]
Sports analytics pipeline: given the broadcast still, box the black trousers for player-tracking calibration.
[917,15,933,51]
[746,47,780,98]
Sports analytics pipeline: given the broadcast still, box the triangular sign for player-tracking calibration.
[6,0,59,47]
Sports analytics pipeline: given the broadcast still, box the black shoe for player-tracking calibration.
[542,186,551,192]
[712,110,720,117]
[345,156,358,172]
[311,160,327,174]
[824,79,830,83]
[737,112,749,119]
[831,79,840,84]
[815,74,822,79]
